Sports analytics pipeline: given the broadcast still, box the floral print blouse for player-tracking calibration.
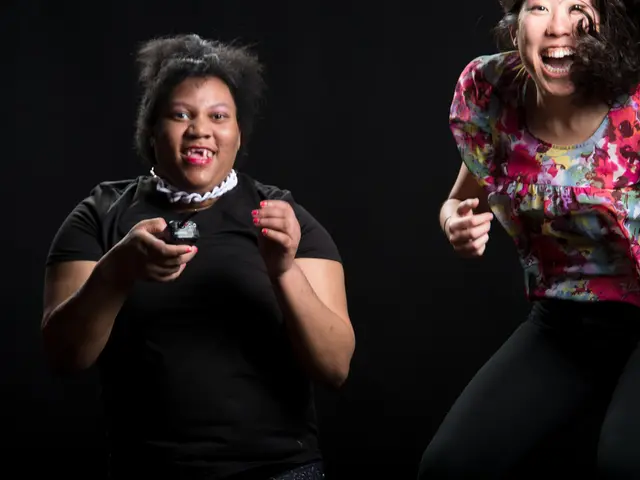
[450,51,640,306]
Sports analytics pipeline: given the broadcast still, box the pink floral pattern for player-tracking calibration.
[450,51,640,306]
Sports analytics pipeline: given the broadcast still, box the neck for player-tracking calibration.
[168,197,218,212]
[151,168,238,210]
[526,81,609,144]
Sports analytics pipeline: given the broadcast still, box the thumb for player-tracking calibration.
[136,217,168,235]
[457,198,479,216]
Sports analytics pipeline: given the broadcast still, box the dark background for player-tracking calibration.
[1,1,533,478]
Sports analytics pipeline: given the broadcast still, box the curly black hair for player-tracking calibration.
[134,33,266,165]
[494,0,640,104]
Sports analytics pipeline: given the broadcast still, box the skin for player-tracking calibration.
[441,0,607,256]
[152,77,241,198]
[517,0,599,99]
[42,75,355,388]
[517,0,607,146]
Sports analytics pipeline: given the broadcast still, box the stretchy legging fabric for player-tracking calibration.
[418,299,640,479]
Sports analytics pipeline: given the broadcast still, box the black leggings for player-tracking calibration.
[418,299,640,479]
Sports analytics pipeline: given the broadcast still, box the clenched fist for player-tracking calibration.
[445,198,493,258]
[109,218,198,283]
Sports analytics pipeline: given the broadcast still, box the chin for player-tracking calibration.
[546,84,575,98]
[178,166,214,188]
[162,171,210,194]
[182,178,217,194]
[533,74,575,99]
[189,171,232,193]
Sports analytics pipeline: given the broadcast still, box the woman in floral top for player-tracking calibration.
[419,0,640,478]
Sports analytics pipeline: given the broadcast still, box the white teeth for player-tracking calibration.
[544,64,571,74]
[186,148,213,157]
[541,47,575,58]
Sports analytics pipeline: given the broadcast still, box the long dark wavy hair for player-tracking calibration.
[494,0,640,104]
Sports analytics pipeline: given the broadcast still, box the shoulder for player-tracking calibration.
[235,172,341,261]
[453,51,523,110]
[82,177,145,217]
[457,51,521,89]
[245,175,295,202]
[607,85,640,147]
[86,177,142,203]
[236,171,296,203]
[623,83,640,113]
[46,177,142,265]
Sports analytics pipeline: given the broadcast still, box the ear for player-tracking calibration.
[148,134,158,166]
[510,26,518,48]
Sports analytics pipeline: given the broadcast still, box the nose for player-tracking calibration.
[546,7,573,37]
[186,116,212,138]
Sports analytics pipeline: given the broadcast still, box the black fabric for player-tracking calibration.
[46,172,341,479]
[417,299,640,479]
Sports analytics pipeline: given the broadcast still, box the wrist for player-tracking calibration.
[443,215,453,235]
[269,262,299,285]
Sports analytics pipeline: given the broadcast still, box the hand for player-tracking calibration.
[446,198,493,258]
[108,218,198,284]
[252,200,301,278]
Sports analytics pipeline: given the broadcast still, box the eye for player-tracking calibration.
[570,3,596,29]
[528,5,548,12]
[211,113,229,120]
[172,112,190,120]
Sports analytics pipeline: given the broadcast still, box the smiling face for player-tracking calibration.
[152,76,241,194]
[516,0,600,98]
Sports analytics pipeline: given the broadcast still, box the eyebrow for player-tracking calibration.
[169,101,232,109]
[559,0,594,5]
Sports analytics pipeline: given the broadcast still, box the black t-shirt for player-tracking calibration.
[46,172,342,479]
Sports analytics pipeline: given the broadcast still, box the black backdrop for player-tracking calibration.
[0,1,533,478]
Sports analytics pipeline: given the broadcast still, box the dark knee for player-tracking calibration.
[418,439,493,480]
[418,442,455,480]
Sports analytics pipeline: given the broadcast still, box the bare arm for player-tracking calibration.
[439,163,490,233]
[41,218,195,373]
[41,253,132,373]
[272,258,355,389]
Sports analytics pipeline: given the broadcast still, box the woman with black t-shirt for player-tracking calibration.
[42,34,354,480]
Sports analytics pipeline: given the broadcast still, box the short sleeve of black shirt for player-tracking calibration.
[45,180,135,267]
[254,181,342,263]
[47,176,342,267]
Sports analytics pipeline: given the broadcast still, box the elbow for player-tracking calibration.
[323,345,355,390]
[329,334,356,389]
[43,348,95,374]
[305,352,353,390]
[328,364,351,389]
[42,343,94,374]
[41,325,95,374]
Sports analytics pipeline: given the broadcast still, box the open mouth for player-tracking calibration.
[181,147,216,165]
[540,47,575,76]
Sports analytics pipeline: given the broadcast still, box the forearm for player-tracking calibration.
[42,254,132,372]
[272,263,355,388]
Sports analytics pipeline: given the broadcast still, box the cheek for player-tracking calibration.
[218,125,241,150]
[157,124,182,148]
[153,126,184,165]
[517,31,541,67]
[522,45,538,65]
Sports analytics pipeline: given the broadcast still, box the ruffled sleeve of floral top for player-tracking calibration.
[449,51,640,307]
